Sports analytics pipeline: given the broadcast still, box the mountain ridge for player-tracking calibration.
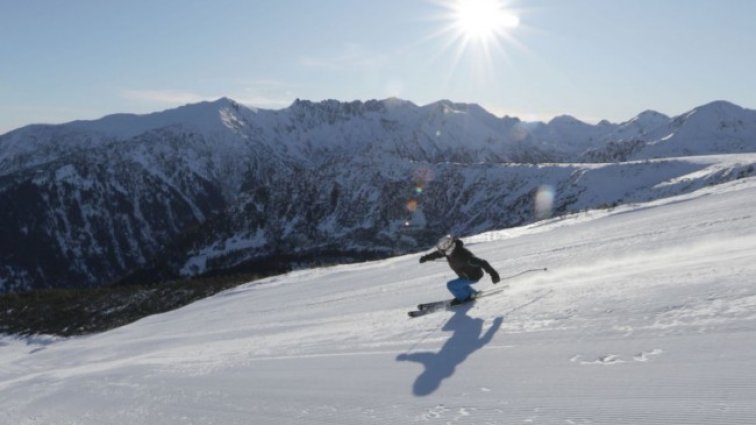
[1,98,756,292]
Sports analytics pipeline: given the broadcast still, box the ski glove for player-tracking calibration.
[490,271,501,284]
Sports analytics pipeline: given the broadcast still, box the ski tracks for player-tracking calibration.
[570,348,664,365]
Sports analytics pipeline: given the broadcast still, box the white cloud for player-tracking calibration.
[228,80,298,109]
[233,95,292,109]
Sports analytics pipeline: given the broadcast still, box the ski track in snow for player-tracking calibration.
[2,178,756,424]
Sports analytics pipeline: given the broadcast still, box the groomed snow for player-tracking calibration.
[2,177,756,424]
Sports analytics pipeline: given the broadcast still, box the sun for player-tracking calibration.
[424,0,525,83]
[451,0,520,43]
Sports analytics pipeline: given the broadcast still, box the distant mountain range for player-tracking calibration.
[1,98,755,292]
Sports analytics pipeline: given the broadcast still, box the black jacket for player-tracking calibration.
[420,240,500,283]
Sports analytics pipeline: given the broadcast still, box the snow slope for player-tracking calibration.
[2,177,756,424]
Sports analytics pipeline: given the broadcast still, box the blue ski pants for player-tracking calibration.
[446,277,478,301]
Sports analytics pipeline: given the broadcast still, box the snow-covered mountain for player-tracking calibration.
[1,98,756,292]
[581,101,756,162]
[2,177,755,424]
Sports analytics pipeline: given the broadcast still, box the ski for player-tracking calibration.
[407,267,547,318]
[418,286,508,310]
[408,286,508,318]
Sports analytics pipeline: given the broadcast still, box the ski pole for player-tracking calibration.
[426,262,547,279]
[500,267,547,281]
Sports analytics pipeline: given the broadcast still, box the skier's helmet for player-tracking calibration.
[436,234,456,255]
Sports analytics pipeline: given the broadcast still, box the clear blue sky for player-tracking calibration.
[2,0,755,133]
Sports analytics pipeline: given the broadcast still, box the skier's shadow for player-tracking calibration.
[396,303,503,396]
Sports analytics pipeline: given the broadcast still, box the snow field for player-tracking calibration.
[2,178,756,424]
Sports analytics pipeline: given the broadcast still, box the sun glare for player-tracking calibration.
[452,0,520,42]
[425,0,525,84]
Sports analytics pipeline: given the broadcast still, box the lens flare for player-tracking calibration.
[403,167,434,228]
[510,122,531,142]
[534,185,555,219]
[413,167,435,187]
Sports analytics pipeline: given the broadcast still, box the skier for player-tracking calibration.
[419,235,500,304]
